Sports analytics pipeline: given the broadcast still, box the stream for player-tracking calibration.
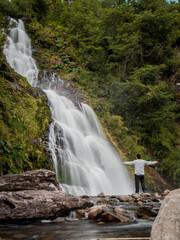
[0,219,152,240]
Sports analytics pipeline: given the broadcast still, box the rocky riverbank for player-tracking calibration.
[0,170,92,223]
[0,170,179,240]
[0,169,170,224]
[75,191,169,224]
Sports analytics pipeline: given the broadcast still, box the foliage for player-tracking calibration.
[0,56,51,174]
[0,0,180,186]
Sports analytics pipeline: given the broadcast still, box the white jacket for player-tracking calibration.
[124,159,157,175]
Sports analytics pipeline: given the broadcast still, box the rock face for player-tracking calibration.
[0,169,92,223]
[0,169,60,192]
[151,188,180,240]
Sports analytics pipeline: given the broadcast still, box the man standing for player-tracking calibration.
[123,154,158,194]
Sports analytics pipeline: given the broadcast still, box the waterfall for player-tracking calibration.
[4,19,134,196]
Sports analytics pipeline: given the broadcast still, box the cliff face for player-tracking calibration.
[0,55,52,175]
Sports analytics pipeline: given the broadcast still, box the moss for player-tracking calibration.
[0,56,51,174]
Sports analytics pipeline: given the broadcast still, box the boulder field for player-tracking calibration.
[0,169,179,240]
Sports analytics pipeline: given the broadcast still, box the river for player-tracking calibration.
[0,219,152,240]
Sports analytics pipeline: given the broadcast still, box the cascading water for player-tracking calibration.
[4,19,134,195]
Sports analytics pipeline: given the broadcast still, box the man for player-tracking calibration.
[123,154,158,194]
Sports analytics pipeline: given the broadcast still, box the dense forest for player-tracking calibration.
[0,0,180,188]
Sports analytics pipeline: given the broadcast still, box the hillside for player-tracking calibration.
[0,0,180,189]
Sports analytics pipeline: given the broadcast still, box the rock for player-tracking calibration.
[51,217,65,223]
[141,197,152,203]
[0,169,61,192]
[114,207,135,221]
[75,209,87,219]
[137,200,143,205]
[97,192,105,197]
[117,195,130,202]
[131,193,140,199]
[97,221,106,225]
[109,195,117,198]
[0,170,92,223]
[162,189,171,196]
[106,197,119,205]
[101,211,129,223]
[154,192,161,198]
[81,195,89,198]
[136,205,158,219]
[141,192,151,198]
[88,205,109,220]
[151,188,180,240]
[152,198,160,202]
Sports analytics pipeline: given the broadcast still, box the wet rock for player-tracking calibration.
[75,209,87,219]
[0,170,92,223]
[117,195,130,202]
[136,205,158,219]
[114,207,135,221]
[151,197,160,202]
[51,217,65,223]
[97,221,106,225]
[106,198,120,205]
[88,205,109,220]
[137,200,143,205]
[162,189,171,196]
[101,211,129,223]
[33,87,46,99]
[97,192,105,197]
[131,193,140,199]
[141,192,151,198]
[141,197,152,203]
[81,195,89,199]
[154,192,161,198]
[151,188,180,240]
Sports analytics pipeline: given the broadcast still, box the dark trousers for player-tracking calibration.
[135,174,145,193]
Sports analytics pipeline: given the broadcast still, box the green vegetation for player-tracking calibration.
[0,0,180,188]
[0,54,51,174]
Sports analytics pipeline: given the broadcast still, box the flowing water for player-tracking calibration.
[4,19,134,196]
[0,220,152,240]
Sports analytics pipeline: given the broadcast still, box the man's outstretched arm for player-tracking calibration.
[122,161,135,165]
[145,160,159,165]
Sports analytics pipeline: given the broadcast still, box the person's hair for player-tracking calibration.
[136,154,141,159]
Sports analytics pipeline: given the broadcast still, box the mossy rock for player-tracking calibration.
[0,57,52,174]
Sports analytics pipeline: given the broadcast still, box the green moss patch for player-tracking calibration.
[0,61,51,174]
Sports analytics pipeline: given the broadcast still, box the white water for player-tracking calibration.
[4,19,134,195]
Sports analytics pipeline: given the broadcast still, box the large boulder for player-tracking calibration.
[151,188,180,240]
[0,169,92,223]
[0,169,60,192]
